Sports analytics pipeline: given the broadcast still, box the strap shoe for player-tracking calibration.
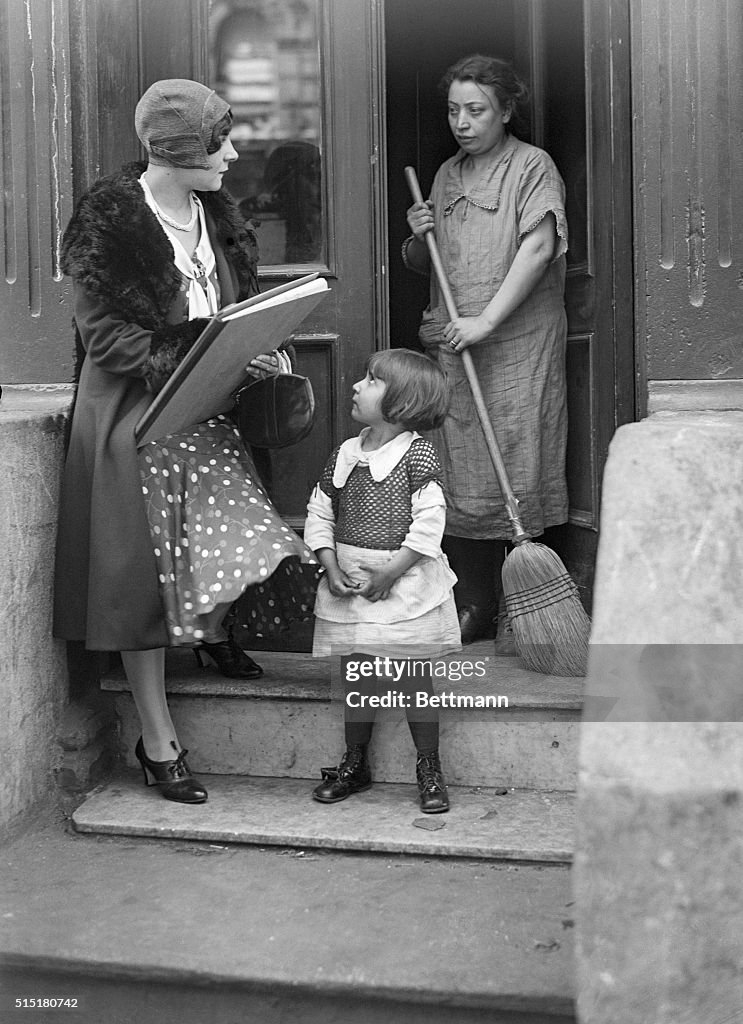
[194,632,263,679]
[416,750,449,813]
[312,744,371,803]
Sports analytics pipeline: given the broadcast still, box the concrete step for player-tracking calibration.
[72,774,575,862]
[1,815,576,1023]
[103,643,583,790]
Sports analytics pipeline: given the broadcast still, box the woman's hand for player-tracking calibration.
[244,349,290,378]
[443,314,493,352]
[406,200,435,240]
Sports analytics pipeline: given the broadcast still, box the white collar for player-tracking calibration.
[333,428,419,487]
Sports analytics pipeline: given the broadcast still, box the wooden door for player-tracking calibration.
[515,0,635,607]
[385,0,635,610]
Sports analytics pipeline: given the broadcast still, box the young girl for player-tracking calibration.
[304,349,461,813]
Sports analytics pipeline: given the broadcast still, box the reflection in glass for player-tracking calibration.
[209,0,323,267]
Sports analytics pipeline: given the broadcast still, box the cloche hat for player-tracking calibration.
[135,79,230,170]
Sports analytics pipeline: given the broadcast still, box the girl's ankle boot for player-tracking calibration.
[312,744,371,803]
[416,750,449,813]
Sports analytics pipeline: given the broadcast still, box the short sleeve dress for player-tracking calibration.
[417,136,569,540]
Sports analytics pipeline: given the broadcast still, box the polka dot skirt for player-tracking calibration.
[139,416,318,645]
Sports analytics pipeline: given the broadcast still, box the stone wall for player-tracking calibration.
[0,390,72,834]
[575,413,743,1022]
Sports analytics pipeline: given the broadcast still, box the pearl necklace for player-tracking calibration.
[152,193,198,232]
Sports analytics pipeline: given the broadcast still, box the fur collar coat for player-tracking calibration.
[54,163,260,651]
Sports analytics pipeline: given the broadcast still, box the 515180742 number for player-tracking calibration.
[15,999,79,1009]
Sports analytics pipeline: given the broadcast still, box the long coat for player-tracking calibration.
[54,162,259,651]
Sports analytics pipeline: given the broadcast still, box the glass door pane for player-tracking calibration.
[208,0,324,271]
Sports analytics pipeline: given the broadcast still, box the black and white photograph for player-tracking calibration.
[1,1,742,1022]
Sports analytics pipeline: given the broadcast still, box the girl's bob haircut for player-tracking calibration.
[366,349,450,432]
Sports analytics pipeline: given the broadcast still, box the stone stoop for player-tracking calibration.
[72,775,576,863]
[103,646,583,792]
[82,642,581,862]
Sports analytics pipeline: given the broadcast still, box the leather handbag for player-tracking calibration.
[235,371,316,449]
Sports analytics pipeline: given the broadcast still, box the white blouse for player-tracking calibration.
[139,175,219,318]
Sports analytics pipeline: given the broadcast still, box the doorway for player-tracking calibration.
[383,0,635,611]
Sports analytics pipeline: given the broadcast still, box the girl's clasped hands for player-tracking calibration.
[325,560,405,603]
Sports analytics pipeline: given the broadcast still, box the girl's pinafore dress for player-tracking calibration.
[305,430,461,657]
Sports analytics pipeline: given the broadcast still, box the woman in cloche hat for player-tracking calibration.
[54,80,317,805]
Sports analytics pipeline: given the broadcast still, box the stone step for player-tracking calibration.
[72,774,575,863]
[103,644,583,790]
[1,816,576,1023]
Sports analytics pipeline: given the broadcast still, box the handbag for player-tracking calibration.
[235,370,316,449]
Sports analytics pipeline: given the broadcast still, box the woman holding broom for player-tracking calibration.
[403,53,569,646]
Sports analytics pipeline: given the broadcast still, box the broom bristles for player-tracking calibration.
[501,542,590,677]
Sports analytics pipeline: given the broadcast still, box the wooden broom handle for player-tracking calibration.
[404,166,529,544]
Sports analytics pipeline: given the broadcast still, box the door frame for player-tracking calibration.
[370,0,391,357]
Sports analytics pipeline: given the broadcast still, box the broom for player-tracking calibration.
[404,166,590,677]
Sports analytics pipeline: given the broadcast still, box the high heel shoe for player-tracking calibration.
[194,635,263,679]
[134,737,208,804]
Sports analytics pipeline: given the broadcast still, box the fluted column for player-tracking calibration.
[0,0,74,384]
[633,0,743,410]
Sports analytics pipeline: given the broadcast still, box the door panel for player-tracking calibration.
[539,0,598,533]
[524,0,635,603]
